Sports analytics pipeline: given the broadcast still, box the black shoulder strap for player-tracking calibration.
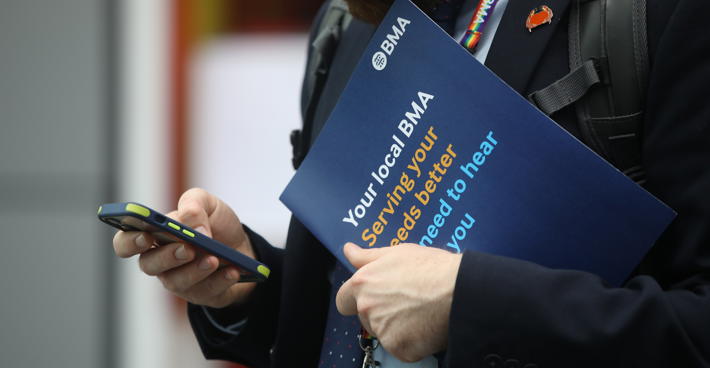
[572,0,649,183]
[292,0,352,169]
[529,0,649,184]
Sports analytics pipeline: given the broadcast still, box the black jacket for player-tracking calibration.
[189,0,710,366]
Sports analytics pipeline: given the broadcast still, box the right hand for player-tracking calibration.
[112,188,257,308]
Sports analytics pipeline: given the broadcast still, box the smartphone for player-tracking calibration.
[98,202,269,282]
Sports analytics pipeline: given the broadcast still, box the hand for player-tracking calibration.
[336,243,463,362]
[112,188,257,308]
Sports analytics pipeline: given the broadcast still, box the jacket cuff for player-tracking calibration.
[187,224,284,366]
[445,250,549,367]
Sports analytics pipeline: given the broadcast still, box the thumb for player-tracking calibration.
[176,188,218,238]
[166,209,212,239]
[194,225,212,238]
[343,242,389,269]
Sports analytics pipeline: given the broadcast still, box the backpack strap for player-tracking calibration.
[529,0,649,184]
[292,0,352,169]
[527,58,602,115]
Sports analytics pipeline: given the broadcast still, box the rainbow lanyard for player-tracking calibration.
[460,0,500,53]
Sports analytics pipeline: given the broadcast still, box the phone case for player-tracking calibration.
[98,202,270,282]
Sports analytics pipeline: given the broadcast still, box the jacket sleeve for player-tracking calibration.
[445,1,710,366]
[188,226,284,367]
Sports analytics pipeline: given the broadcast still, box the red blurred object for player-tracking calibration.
[225,0,323,32]
[226,363,249,368]
[171,0,190,207]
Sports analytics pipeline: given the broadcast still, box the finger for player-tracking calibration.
[358,315,375,339]
[176,188,217,237]
[184,266,244,308]
[343,242,389,269]
[113,231,155,258]
[335,277,358,316]
[157,254,220,295]
[138,242,196,276]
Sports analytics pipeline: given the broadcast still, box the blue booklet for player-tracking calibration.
[280,0,675,286]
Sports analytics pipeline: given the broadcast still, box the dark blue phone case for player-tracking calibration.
[98,202,269,282]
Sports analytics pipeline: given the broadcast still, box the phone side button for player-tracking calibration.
[125,203,150,217]
[257,265,271,278]
[168,222,180,231]
[182,229,195,238]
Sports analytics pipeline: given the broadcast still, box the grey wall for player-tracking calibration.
[0,0,114,366]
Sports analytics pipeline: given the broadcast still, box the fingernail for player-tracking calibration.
[199,257,213,270]
[225,269,239,280]
[136,234,148,248]
[195,226,208,236]
[174,245,189,260]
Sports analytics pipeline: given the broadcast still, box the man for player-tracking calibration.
[113,0,710,366]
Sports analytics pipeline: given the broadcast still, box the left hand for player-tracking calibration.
[336,242,463,362]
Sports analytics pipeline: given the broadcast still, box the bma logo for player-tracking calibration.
[371,17,411,71]
[372,52,387,70]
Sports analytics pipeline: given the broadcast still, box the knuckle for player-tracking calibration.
[200,274,223,298]
[180,205,202,223]
[159,273,187,294]
[157,274,175,292]
[179,188,208,217]
[173,272,194,293]
[350,272,368,287]
[356,298,372,317]
[138,251,167,276]
[138,256,156,276]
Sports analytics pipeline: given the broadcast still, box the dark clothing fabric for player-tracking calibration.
[189,0,710,366]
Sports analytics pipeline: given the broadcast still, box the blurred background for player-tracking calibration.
[0,0,323,366]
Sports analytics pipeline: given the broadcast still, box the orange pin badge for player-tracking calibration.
[526,5,554,32]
